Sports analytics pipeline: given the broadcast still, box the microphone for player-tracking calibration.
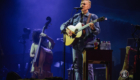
[74,7,83,10]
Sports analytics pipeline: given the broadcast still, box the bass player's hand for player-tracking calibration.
[40,32,47,37]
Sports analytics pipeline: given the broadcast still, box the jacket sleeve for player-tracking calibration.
[91,14,100,35]
[60,18,73,31]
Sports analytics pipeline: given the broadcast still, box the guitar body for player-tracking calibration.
[65,22,85,46]
[64,34,79,46]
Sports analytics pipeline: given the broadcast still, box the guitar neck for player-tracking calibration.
[78,19,97,32]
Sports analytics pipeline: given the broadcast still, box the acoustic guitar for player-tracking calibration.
[64,16,107,46]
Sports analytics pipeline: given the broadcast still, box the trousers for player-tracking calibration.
[72,48,94,80]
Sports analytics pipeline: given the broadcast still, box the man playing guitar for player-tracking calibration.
[60,0,100,80]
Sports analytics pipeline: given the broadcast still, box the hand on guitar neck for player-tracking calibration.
[89,22,95,30]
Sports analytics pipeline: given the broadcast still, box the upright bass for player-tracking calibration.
[32,17,52,79]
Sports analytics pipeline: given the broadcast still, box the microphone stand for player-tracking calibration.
[63,39,66,80]
[19,36,27,78]
[56,38,65,79]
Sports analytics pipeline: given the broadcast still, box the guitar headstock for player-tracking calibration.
[97,16,107,22]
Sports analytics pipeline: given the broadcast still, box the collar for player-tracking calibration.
[80,11,90,17]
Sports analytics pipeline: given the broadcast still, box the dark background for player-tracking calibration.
[0,0,140,80]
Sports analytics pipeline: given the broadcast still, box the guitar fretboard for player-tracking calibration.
[78,19,97,32]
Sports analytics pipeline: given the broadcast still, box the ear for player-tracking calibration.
[88,5,91,9]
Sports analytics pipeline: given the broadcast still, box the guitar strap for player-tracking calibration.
[85,13,92,36]
[83,13,93,44]
[86,13,92,24]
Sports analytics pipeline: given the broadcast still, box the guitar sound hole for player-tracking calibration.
[72,34,76,38]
